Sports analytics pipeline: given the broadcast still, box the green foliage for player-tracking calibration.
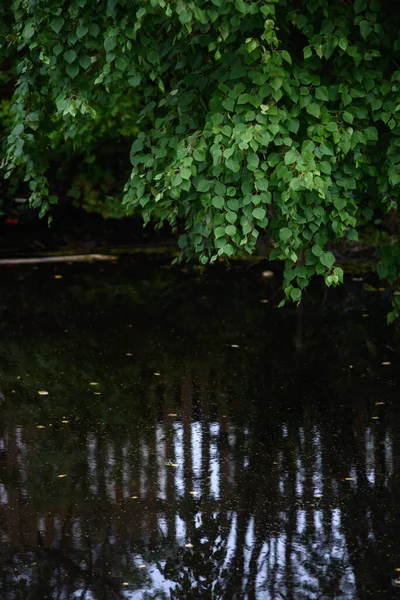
[1,0,400,312]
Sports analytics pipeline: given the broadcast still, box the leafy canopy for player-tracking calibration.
[1,0,400,316]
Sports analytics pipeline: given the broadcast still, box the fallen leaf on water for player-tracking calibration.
[123,582,129,586]
[61,420,69,423]
[363,283,378,292]
[38,390,49,396]
[185,543,194,548]
[168,413,177,417]
[36,425,46,429]
[262,270,274,278]
[379,287,385,291]
[375,401,385,406]
[190,491,199,495]
[154,372,161,376]
[138,564,146,569]
[372,416,379,420]
[57,474,67,478]
[131,495,138,499]
[260,299,269,303]
[395,568,400,572]
[362,314,369,318]
[89,382,98,386]
[94,392,101,395]
[54,275,63,279]
[382,361,391,366]
[126,353,133,356]
[345,477,354,481]
[231,344,239,348]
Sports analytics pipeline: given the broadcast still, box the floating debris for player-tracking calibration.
[363,283,378,292]
[38,390,49,396]
[382,361,391,366]
[89,382,98,386]
[185,543,194,548]
[57,474,67,478]
[168,413,177,417]
[231,344,240,348]
[54,274,63,279]
[36,425,46,429]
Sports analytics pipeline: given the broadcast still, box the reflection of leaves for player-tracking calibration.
[160,512,229,599]
[0,544,134,600]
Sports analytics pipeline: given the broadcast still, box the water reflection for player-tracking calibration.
[0,261,399,599]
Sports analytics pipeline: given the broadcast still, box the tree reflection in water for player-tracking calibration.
[0,260,398,599]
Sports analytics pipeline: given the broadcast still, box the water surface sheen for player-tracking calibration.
[0,260,399,599]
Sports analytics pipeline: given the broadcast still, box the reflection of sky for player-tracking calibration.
[366,426,375,485]
[313,427,323,497]
[209,422,220,499]
[223,511,237,570]
[122,418,359,598]
[156,423,166,499]
[385,430,393,484]
[291,508,356,600]
[0,414,392,599]
[0,483,8,505]
[123,564,176,599]
[173,422,184,497]
[191,421,202,486]
[87,432,97,494]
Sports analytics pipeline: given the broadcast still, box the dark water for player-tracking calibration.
[0,258,399,599]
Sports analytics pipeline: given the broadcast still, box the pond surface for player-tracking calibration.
[0,258,399,599]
